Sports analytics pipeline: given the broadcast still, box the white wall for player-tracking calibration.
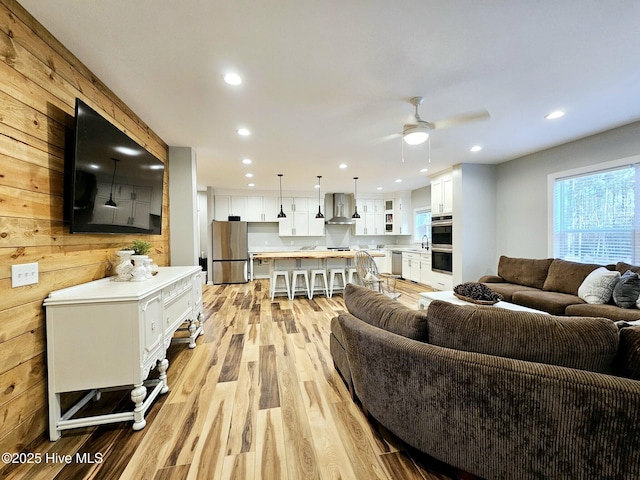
[168,146,199,266]
[496,121,640,259]
[452,163,497,283]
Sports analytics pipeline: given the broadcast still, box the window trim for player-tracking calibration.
[547,154,640,258]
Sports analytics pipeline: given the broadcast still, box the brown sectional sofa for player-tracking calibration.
[331,283,640,480]
[479,256,640,320]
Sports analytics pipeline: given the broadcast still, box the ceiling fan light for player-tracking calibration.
[403,126,429,145]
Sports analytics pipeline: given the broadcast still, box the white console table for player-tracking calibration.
[43,266,203,441]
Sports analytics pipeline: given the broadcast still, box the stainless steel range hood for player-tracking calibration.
[325,193,355,225]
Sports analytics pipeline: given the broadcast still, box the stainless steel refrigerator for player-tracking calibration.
[212,220,249,284]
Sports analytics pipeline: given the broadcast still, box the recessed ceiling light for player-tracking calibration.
[245,173,253,178]
[470,145,482,152]
[419,168,428,173]
[224,73,242,86]
[314,184,320,189]
[237,128,250,136]
[376,187,383,191]
[248,183,255,187]
[395,179,402,183]
[242,158,252,164]
[339,163,347,169]
[545,110,565,120]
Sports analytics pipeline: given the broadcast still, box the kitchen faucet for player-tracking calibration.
[422,234,429,250]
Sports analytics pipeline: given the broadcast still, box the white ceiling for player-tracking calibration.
[20,0,640,195]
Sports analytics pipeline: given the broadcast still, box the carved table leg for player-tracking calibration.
[158,357,170,394]
[188,321,197,349]
[131,384,148,430]
[198,312,205,336]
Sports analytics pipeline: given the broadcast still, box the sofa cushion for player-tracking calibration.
[343,283,429,341]
[497,256,554,289]
[542,259,601,295]
[426,300,619,373]
[612,270,640,308]
[577,267,620,304]
[613,325,640,379]
[480,282,540,302]
[566,303,640,321]
[511,290,584,315]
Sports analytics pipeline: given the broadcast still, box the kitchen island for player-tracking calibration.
[250,250,385,295]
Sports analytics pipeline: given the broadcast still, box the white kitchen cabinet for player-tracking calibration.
[420,252,432,286]
[230,196,248,219]
[431,270,453,291]
[431,173,453,214]
[43,266,203,441]
[353,198,385,236]
[222,195,281,222]
[262,196,279,222]
[385,193,411,235]
[279,197,326,236]
[394,191,412,235]
[214,195,231,220]
[402,252,421,282]
[244,196,280,222]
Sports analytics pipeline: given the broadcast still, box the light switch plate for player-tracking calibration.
[11,262,39,288]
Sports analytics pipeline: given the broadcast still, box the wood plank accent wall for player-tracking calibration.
[0,0,171,453]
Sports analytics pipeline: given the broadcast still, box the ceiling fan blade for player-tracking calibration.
[429,109,490,130]
[374,132,402,144]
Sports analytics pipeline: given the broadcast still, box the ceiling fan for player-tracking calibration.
[402,96,490,146]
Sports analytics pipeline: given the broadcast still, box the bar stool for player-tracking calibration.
[270,270,291,300]
[347,267,359,285]
[329,268,347,297]
[309,269,329,299]
[291,269,311,298]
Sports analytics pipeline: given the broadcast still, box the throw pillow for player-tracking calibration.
[612,270,640,308]
[577,267,620,304]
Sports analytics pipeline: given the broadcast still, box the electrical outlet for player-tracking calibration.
[11,262,39,288]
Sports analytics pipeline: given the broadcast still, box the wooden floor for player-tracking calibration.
[1,279,478,480]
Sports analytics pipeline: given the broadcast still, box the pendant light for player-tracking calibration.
[352,176,360,218]
[315,175,324,219]
[277,174,286,218]
[105,157,119,208]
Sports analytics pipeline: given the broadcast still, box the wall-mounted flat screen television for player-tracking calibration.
[69,98,165,234]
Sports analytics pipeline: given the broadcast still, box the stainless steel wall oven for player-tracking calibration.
[431,215,452,248]
[431,215,452,273]
[432,247,452,274]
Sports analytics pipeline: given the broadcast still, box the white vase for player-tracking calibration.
[143,257,153,279]
[130,255,149,282]
[114,250,134,281]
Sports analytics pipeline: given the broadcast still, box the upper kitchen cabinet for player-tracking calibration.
[390,192,411,235]
[352,198,385,236]
[214,195,279,222]
[431,172,453,214]
[214,195,231,220]
[244,196,279,222]
[278,197,324,236]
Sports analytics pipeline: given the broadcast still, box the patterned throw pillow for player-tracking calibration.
[612,270,640,308]
[577,267,620,304]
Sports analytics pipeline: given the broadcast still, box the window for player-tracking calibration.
[553,163,637,264]
[414,208,432,245]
